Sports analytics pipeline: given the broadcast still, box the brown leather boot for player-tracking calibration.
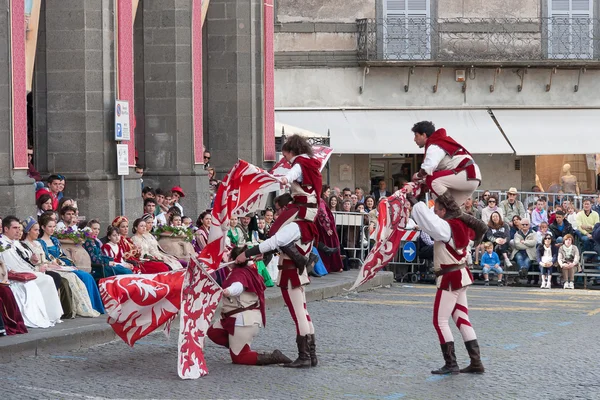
[256,349,293,365]
[279,244,318,276]
[458,212,488,246]
[308,334,318,367]
[431,342,460,375]
[283,335,311,368]
[459,340,485,374]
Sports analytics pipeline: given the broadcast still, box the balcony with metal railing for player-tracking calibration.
[357,17,600,66]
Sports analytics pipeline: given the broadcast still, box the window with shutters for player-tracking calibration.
[548,0,594,59]
[383,0,431,60]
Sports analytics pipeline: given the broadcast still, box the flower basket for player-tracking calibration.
[58,241,92,273]
[153,226,193,242]
[158,236,195,259]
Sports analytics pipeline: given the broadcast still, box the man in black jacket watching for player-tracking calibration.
[549,210,574,244]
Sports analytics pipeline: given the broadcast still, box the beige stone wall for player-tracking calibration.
[277,0,375,23]
[327,154,372,192]
[437,0,541,19]
[473,154,524,191]
[275,32,356,52]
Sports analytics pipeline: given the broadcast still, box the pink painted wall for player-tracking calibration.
[192,0,204,164]
[263,0,276,161]
[10,0,28,169]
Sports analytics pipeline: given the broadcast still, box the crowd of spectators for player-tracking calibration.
[0,158,357,337]
[468,187,600,288]
[3,165,599,337]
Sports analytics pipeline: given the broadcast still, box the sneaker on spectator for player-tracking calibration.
[569,282,575,289]
[504,259,512,268]
[563,282,569,289]
[484,280,489,287]
[497,281,503,287]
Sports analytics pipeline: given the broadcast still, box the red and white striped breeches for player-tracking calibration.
[432,287,477,344]
[281,285,314,336]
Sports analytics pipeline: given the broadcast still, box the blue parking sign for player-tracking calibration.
[116,123,122,138]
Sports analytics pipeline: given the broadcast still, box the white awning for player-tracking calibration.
[492,109,600,155]
[274,121,327,138]
[275,109,513,154]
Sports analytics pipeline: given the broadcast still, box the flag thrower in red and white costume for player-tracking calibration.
[267,135,324,275]
[408,192,487,376]
[411,121,481,207]
[235,135,324,369]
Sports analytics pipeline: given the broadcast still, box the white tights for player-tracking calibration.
[281,285,315,336]
[433,287,477,344]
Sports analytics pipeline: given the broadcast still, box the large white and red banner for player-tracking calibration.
[178,259,222,379]
[100,270,185,346]
[348,183,420,292]
[198,160,281,270]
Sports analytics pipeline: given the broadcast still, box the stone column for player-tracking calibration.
[205,0,266,172]
[41,0,141,224]
[0,0,35,218]
[137,0,209,218]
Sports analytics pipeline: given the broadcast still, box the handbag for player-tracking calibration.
[8,271,37,282]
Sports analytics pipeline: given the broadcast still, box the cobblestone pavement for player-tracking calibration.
[3,284,600,400]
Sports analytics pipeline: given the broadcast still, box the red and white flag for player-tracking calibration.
[198,159,281,270]
[99,270,185,346]
[348,183,421,291]
[178,259,223,379]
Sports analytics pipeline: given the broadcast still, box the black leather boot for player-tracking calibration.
[317,242,338,256]
[308,334,318,367]
[283,335,311,368]
[279,244,318,276]
[256,349,293,365]
[459,340,485,374]
[458,212,488,246]
[431,342,460,375]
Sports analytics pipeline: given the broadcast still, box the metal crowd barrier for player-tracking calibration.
[332,210,431,282]
[332,211,370,266]
[384,229,432,283]
[473,189,597,211]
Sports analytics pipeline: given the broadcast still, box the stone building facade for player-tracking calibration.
[274,0,600,195]
[0,0,273,222]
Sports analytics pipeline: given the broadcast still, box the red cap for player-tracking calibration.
[171,186,185,198]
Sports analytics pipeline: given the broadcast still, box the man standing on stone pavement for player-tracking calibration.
[234,134,326,368]
[408,192,487,375]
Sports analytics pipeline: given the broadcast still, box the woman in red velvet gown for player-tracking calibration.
[316,198,343,273]
[111,216,171,274]
[0,261,28,335]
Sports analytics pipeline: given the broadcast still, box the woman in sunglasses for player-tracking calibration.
[481,196,504,225]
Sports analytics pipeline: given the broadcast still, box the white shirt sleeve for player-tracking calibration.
[258,223,301,253]
[405,218,417,230]
[285,163,303,183]
[411,202,451,242]
[225,281,244,297]
[420,145,446,175]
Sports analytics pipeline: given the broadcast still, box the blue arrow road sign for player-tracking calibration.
[403,241,417,262]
